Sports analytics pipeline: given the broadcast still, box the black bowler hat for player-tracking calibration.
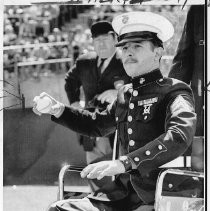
[91,21,115,38]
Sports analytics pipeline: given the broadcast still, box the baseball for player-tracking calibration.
[36,96,52,113]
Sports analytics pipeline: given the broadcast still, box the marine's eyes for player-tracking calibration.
[122,46,128,51]
[122,43,141,51]
[134,44,141,49]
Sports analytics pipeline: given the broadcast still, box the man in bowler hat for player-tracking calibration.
[64,20,129,174]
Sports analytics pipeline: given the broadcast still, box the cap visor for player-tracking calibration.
[115,37,152,47]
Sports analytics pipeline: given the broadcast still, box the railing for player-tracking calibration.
[3,41,70,51]
[17,57,72,67]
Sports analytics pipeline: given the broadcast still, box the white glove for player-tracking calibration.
[32,92,65,117]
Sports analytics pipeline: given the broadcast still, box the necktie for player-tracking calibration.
[98,58,106,75]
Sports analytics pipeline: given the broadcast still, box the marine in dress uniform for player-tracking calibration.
[33,12,197,211]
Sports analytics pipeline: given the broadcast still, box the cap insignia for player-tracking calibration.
[139,78,145,84]
[122,15,129,24]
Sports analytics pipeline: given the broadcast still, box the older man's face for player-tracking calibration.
[121,41,157,78]
[93,34,116,59]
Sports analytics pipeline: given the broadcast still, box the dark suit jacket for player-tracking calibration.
[169,5,204,136]
[65,50,130,106]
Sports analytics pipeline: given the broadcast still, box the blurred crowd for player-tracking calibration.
[3,5,188,81]
[3,5,92,81]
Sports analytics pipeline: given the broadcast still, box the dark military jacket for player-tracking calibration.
[52,69,196,205]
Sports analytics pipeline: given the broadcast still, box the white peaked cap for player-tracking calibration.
[112,11,174,46]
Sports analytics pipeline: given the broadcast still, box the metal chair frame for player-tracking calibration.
[58,166,204,210]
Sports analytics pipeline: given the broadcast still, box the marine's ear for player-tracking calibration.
[154,47,163,61]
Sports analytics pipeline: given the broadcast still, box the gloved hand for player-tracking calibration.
[117,83,133,104]
[33,92,65,117]
[97,89,118,105]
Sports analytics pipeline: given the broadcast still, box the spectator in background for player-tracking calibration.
[168,5,204,171]
[72,25,88,51]
[72,28,94,58]
[52,27,63,42]
[3,51,16,80]
[31,42,50,78]
[3,24,17,46]
[64,21,130,191]
[60,45,71,73]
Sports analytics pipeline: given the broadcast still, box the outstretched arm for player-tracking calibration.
[33,92,117,138]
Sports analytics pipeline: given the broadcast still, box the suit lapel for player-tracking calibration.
[101,53,117,78]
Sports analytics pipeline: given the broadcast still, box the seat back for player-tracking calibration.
[154,169,204,211]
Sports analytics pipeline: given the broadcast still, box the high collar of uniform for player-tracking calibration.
[131,69,163,89]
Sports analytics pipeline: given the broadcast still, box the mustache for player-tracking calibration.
[124,58,138,64]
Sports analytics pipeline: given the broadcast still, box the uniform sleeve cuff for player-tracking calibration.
[119,156,134,172]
